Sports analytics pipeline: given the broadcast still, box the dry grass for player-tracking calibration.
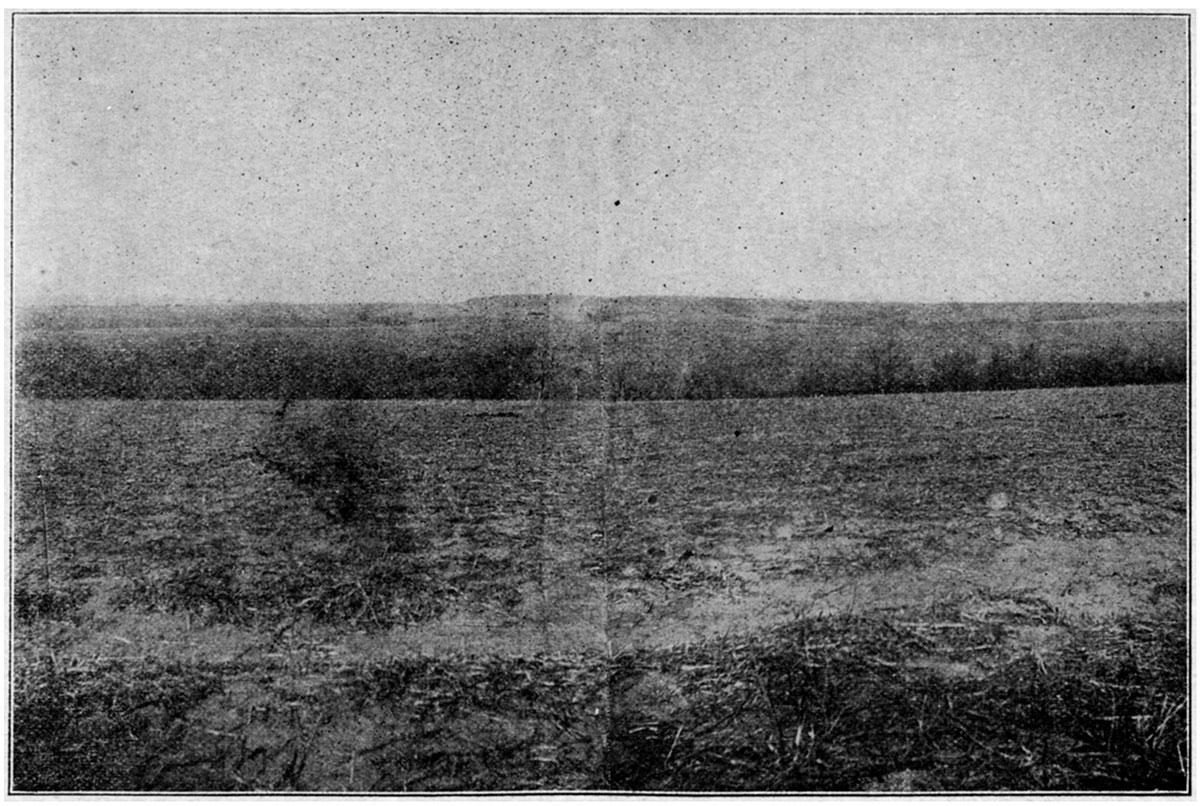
[12,608,1185,792]
[603,612,1187,791]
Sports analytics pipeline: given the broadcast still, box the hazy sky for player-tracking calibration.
[13,13,1189,305]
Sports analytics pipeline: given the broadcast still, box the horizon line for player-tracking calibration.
[12,294,1189,309]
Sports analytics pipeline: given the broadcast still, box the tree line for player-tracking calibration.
[15,320,1185,401]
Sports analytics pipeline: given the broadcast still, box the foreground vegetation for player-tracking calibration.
[13,613,1185,791]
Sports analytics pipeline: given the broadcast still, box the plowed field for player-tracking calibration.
[11,384,1187,791]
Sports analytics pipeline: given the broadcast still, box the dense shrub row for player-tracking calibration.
[15,324,1185,401]
[597,332,1185,400]
[14,327,547,400]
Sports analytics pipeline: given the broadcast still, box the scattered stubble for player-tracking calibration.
[10,384,1187,791]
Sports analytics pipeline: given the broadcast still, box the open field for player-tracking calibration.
[10,384,1188,791]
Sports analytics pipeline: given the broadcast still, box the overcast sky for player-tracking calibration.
[13,13,1189,305]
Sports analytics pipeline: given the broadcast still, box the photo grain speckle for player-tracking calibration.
[9,12,1188,794]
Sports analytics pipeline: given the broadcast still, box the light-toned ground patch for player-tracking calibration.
[596,518,1185,654]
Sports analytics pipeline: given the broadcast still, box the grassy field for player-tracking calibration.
[10,384,1188,791]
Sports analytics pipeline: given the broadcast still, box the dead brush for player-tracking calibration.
[602,612,1187,792]
[11,655,227,792]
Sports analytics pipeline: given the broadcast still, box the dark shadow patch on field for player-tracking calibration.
[252,401,389,525]
[13,582,92,623]
[98,402,456,629]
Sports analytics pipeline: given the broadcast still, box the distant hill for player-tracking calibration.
[15,296,1187,331]
[13,297,1187,400]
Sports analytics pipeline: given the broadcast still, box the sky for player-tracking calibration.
[12,13,1190,305]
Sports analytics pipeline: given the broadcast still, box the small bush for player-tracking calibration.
[982,342,1043,390]
[857,335,916,395]
[13,583,90,622]
[928,346,980,392]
